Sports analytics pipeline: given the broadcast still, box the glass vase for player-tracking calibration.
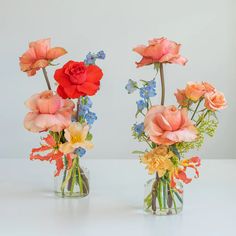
[144,177,183,215]
[54,156,89,198]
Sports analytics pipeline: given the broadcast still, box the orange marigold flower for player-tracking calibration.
[140,145,174,176]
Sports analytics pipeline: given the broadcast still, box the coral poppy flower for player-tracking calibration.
[19,38,67,76]
[30,135,74,176]
[54,60,103,99]
[133,37,187,67]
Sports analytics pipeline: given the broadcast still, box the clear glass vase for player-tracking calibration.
[144,177,183,215]
[54,157,89,198]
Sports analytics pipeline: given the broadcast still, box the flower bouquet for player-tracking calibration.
[126,37,227,215]
[20,38,105,197]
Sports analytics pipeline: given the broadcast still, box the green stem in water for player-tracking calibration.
[61,157,68,197]
[42,67,52,90]
[169,188,178,214]
[191,99,202,120]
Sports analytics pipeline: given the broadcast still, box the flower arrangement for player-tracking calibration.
[20,38,105,197]
[126,37,227,215]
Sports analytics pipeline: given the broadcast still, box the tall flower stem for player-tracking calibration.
[191,99,202,120]
[159,63,165,106]
[76,98,80,121]
[42,67,52,90]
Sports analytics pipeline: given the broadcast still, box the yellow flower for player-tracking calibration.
[140,145,174,176]
[59,122,93,154]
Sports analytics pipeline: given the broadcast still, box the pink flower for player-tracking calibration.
[185,82,205,102]
[204,91,227,111]
[174,89,188,106]
[133,37,187,67]
[24,90,74,132]
[144,105,198,145]
[19,38,67,76]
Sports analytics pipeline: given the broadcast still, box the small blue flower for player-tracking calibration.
[78,105,88,117]
[75,147,86,157]
[84,96,92,108]
[125,79,138,94]
[85,111,97,125]
[147,79,156,88]
[139,86,156,99]
[136,100,147,111]
[133,123,144,136]
[96,50,106,59]
[84,52,96,65]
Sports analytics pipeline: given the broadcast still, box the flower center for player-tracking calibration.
[71,135,82,144]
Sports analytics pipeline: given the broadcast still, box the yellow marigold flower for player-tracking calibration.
[140,145,174,176]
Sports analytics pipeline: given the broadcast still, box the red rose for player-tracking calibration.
[54,60,103,98]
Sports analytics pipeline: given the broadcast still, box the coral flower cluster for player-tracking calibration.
[20,38,105,179]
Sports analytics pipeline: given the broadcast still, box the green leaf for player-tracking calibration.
[86,132,93,141]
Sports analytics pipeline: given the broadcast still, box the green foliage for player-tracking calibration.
[86,132,93,141]
[176,111,219,155]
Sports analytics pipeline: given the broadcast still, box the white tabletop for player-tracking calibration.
[0,158,235,236]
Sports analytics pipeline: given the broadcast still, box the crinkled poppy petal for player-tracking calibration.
[47,47,67,60]
[77,82,100,96]
[64,85,84,98]
[54,68,71,87]
[57,85,68,99]
[86,65,103,83]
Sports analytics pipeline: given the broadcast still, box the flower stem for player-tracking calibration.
[191,99,202,120]
[76,99,80,121]
[159,63,165,106]
[42,67,52,90]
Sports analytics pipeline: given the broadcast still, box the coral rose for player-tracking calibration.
[185,82,205,102]
[202,82,216,93]
[204,91,227,111]
[19,38,67,76]
[54,61,103,99]
[144,105,197,145]
[24,90,74,132]
[133,37,187,67]
[174,89,188,106]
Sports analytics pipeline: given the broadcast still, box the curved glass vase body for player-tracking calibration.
[144,178,183,215]
[54,157,89,198]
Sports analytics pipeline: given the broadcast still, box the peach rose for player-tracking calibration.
[24,90,74,132]
[185,82,205,102]
[133,37,187,67]
[174,89,188,106]
[204,91,227,111]
[144,105,197,145]
[19,38,67,76]
[202,82,216,93]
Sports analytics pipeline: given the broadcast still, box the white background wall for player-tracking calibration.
[0,0,235,159]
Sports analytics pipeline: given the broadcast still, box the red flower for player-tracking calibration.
[54,60,103,99]
[30,135,73,176]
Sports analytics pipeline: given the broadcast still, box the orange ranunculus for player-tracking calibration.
[30,134,74,176]
[24,90,74,133]
[185,82,205,102]
[174,89,188,106]
[204,91,227,111]
[133,37,187,67]
[19,38,67,76]
[144,105,198,145]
